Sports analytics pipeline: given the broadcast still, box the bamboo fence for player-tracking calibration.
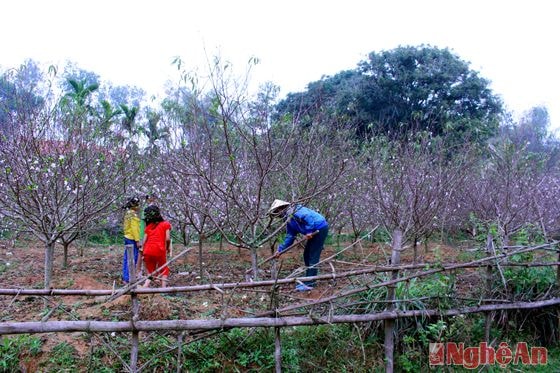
[1,235,559,372]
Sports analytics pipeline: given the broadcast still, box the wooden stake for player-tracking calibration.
[127,244,140,373]
[484,234,493,344]
[384,229,401,373]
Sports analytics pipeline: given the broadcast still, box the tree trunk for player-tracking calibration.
[424,236,429,255]
[251,249,258,280]
[198,236,205,281]
[44,242,55,289]
[413,235,418,264]
[384,229,402,373]
[336,227,342,250]
[63,243,69,268]
[181,225,188,246]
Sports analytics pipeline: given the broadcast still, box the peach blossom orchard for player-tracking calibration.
[0,57,559,372]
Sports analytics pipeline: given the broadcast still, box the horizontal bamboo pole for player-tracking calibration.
[259,242,557,316]
[1,298,559,335]
[0,272,344,297]
[0,253,557,298]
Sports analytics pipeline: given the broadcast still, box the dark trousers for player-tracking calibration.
[123,238,139,283]
[303,226,329,285]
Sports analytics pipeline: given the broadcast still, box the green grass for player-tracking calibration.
[43,342,78,371]
[0,262,8,275]
[207,249,232,255]
[0,335,42,373]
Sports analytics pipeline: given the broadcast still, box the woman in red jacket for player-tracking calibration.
[140,205,171,287]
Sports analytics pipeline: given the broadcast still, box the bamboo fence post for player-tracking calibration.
[557,246,560,285]
[384,229,402,373]
[176,332,184,373]
[484,234,493,344]
[127,244,140,373]
[271,259,282,372]
[274,326,282,373]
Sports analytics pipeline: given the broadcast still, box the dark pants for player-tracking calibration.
[303,226,329,286]
[123,238,139,283]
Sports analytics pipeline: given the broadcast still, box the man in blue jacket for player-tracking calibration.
[268,199,329,291]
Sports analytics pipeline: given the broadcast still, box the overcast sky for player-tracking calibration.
[2,0,558,129]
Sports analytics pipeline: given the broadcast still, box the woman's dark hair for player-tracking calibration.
[144,205,164,225]
[123,197,140,210]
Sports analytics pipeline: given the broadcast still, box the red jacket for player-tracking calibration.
[143,221,171,256]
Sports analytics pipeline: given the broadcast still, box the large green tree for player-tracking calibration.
[276,45,503,142]
[0,60,46,133]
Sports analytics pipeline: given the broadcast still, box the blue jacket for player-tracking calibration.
[278,205,328,252]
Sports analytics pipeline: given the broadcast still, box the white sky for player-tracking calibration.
[2,0,558,129]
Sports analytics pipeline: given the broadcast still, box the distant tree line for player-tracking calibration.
[275,45,503,143]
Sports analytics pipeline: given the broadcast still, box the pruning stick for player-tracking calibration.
[246,230,319,274]
[286,226,378,279]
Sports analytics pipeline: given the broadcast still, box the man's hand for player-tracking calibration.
[305,233,314,240]
[274,248,284,258]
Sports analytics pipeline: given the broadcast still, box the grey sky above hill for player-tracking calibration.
[2,0,557,130]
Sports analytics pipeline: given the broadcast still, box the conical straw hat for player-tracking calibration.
[267,199,290,215]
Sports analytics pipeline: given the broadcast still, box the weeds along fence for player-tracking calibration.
[1,234,560,372]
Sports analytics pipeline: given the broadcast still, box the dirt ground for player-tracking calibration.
[0,236,468,367]
[0,237,467,318]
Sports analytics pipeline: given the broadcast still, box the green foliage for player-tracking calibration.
[5,320,557,372]
[510,223,546,246]
[502,106,554,154]
[397,273,455,310]
[398,319,449,372]
[137,334,177,371]
[0,262,7,275]
[357,269,456,316]
[82,326,376,372]
[394,312,560,372]
[0,60,45,128]
[468,215,546,247]
[0,335,42,373]
[87,229,121,245]
[503,252,556,300]
[275,45,502,143]
[468,213,498,243]
[44,342,78,371]
[180,328,276,371]
[371,228,392,243]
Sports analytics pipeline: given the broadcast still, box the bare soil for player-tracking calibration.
[0,236,467,368]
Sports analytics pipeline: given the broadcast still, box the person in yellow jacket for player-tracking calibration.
[122,197,142,283]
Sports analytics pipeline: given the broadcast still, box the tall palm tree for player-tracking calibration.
[65,78,99,109]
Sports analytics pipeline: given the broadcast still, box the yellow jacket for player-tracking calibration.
[124,209,141,242]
